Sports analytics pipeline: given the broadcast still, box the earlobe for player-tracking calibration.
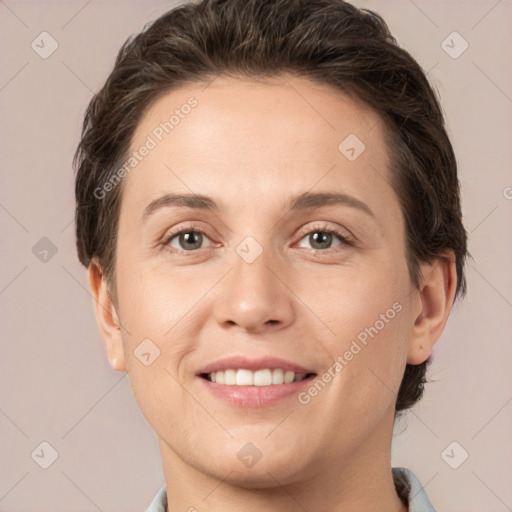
[87,258,127,372]
[407,251,458,365]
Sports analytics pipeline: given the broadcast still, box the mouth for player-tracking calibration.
[199,369,316,386]
[196,356,317,407]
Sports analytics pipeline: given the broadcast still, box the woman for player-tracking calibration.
[73,0,468,510]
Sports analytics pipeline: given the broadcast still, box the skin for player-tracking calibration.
[88,74,457,512]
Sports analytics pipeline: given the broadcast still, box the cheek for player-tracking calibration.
[300,256,411,401]
[297,253,408,341]
[114,263,196,429]
[114,256,212,395]
[115,251,188,337]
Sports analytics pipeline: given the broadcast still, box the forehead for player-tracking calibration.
[121,74,395,220]
[131,74,383,155]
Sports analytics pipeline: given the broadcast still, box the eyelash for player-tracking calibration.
[162,223,354,255]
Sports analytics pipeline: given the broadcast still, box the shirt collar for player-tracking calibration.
[392,466,437,511]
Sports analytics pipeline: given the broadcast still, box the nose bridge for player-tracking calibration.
[231,232,280,302]
[227,206,281,286]
[212,231,294,331]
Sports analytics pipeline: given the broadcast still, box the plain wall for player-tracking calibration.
[1,1,511,510]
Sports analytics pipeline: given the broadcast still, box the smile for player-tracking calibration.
[201,368,315,386]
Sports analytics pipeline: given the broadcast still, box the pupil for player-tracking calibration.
[181,232,201,250]
[311,231,331,249]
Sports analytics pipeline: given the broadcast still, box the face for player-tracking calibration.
[107,75,420,485]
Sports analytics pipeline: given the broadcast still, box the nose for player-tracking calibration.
[212,240,295,335]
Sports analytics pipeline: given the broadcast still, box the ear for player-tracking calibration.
[407,251,458,365]
[87,258,126,372]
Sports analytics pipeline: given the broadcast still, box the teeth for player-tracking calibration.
[236,369,253,386]
[225,369,236,385]
[272,369,284,385]
[206,368,310,386]
[254,369,272,386]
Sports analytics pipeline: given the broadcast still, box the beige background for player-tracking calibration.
[1,0,511,511]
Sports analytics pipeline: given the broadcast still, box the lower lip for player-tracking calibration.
[197,375,316,407]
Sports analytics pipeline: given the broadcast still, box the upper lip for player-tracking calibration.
[197,356,316,375]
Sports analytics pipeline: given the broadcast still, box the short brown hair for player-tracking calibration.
[74,0,468,416]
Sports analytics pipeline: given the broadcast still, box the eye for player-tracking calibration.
[296,225,353,252]
[162,223,354,255]
[164,225,212,252]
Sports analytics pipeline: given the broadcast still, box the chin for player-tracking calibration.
[199,447,311,489]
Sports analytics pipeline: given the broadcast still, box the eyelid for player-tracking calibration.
[296,222,353,241]
[294,222,355,250]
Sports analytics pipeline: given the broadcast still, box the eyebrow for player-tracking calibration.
[142,191,375,220]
